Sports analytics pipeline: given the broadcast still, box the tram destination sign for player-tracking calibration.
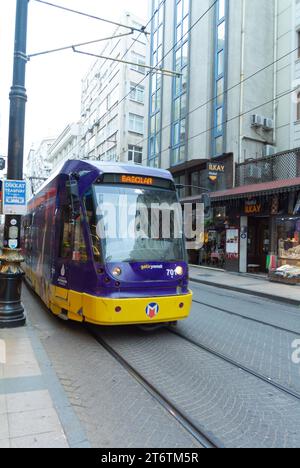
[2,179,27,215]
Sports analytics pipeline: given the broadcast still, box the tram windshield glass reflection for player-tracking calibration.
[92,184,185,263]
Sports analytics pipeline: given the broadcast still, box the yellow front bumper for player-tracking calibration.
[80,291,193,326]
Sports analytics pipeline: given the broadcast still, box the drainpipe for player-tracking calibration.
[273,0,278,146]
[238,0,246,165]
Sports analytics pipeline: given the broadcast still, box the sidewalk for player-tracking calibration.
[189,265,300,306]
[0,321,90,448]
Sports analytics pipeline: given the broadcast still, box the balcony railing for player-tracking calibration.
[236,148,300,186]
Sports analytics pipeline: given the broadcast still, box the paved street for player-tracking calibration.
[4,281,297,448]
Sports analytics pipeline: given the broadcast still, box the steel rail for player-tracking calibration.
[191,298,300,336]
[168,329,300,402]
[88,326,222,449]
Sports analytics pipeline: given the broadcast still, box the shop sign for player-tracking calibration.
[245,199,261,215]
[208,163,225,183]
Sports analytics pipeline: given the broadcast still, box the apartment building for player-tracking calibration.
[80,12,147,165]
[146,0,300,274]
[27,138,55,194]
[47,122,81,174]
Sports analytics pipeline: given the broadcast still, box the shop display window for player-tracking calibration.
[277,217,300,266]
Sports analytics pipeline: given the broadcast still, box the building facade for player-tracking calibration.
[47,122,81,174]
[80,12,147,165]
[146,0,300,274]
[26,138,55,194]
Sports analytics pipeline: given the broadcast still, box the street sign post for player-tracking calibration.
[3,180,27,215]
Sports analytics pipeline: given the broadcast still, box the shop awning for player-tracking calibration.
[181,177,300,203]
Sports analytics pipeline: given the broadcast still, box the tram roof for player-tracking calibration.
[29,160,173,201]
[78,160,173,180]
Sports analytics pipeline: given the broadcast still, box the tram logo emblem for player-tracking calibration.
[61,265,65,277]
[146,302,159,319]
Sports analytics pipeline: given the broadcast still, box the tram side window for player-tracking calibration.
[59,206,73,259]
[84,190,102,263]
[73,214,88,263]
[59,205,88,263]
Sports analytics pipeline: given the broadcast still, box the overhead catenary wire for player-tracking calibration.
[85,0,218,131]
[38,1,166,173]
[77,0,219,160]
[99,0,167,86]
[27,32,135,59]
[72,48,181,78]
[33,0,149,35]
[139,87,298,164]
[114,45,300,163]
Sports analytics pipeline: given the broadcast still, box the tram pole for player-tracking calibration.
[0,0,29,328]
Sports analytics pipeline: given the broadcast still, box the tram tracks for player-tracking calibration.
[86,322,300,448]
[168,328,300,402]
[192,297,300,336]
[88,326,222,449]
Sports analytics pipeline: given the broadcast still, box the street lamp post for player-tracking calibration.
[0,0,29,328]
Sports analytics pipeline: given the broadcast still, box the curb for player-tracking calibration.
[189,276,300,308]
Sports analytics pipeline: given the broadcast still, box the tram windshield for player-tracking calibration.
[90,184,186,263]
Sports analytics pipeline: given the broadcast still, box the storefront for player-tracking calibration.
[185,178,300,274]
[276,215,300,268]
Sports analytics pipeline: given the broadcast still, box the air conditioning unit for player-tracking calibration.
[251,114,264,127]
[263,118,274,130]
[262,162,272,178]
[263,145,277,157]
[245,164,262,179]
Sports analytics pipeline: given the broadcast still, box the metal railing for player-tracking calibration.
[236,148,300,186]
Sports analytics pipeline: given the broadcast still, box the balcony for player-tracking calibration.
[236,148,300,186]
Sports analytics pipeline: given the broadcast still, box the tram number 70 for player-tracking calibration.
[167,269,178,278]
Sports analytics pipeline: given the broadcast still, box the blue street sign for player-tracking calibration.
[3,180,27,215]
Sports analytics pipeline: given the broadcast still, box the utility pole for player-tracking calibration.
[0,0,29,328]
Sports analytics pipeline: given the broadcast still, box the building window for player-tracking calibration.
[131,52,146,74]
[129,113,144,134]
[130,83,145,103]
[212,0,228,157]
[128,145,143,164]
[107,116,118,137]
[106,145,117,161]
[297,92,300,121]
[107,86,119,110]
[171,0,190,166]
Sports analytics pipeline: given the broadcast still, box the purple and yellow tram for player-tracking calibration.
[22,160,192,326]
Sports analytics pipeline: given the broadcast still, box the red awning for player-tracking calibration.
[180,177,300,203]
[211,178,300,201]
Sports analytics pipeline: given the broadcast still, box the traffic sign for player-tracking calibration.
[3,179,27,215]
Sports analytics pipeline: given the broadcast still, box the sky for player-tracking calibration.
[0,0,148,172]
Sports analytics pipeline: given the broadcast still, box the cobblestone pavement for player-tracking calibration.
[22,284,201,449]
[22,282,300,448]
[95,327,300,448]
[186,282,300,394]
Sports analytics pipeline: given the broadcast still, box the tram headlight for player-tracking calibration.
[112,267,122,277]
[175,266,184,276]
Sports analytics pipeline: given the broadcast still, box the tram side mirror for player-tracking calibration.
[67,177,80,219]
